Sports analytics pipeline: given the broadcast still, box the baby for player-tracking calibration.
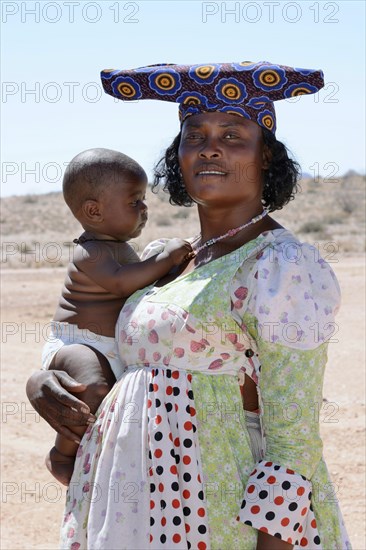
[42,148,192,485]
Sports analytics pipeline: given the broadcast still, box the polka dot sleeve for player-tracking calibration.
[237,462,315,545]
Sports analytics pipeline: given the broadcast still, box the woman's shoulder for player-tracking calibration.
[255,228,340,287]
[231,228,341,349]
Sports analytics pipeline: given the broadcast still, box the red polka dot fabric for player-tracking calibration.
[237,461,321,546]
[147,368,210,549]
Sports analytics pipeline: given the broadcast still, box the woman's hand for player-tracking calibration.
[26,370,96,443]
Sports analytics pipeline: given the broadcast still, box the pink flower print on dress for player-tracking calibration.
[208,358,224,370]
[234,286,248,300]
[64,511,72,524]
[71,543,81,550]
[190,340,206,352]
[235,342,246,352]
[174,347,185,358]
[82,481,90,493]
[153,351,161,361]
[138,348,146,361]
[67,527,75,539]
[148,329,159,344]
[185,324,196,333]
[226,333,238,345]
[220,352,231,360]
[147,319,156,329]
[83,453,91,474]
[233,298,243,309]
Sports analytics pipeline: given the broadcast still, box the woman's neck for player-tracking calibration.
[196,203,281,249]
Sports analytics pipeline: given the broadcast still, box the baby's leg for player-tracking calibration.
[45,344,116,486]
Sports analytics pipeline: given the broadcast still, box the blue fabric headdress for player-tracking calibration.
[101,61,324,134]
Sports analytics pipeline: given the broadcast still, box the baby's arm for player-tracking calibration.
[75,238,193,296]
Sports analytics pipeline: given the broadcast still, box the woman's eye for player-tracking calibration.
[184,133,203,141]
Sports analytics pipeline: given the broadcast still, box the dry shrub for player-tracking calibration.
[299,221,325,234]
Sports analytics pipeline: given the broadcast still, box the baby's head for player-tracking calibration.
[63,148,148,240]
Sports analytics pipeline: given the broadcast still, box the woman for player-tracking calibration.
[27,62,351,549]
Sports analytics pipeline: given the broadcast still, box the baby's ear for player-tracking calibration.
[82,200,103,223]
[262,144,272,170]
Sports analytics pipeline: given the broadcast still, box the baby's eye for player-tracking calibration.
[224,133,239,139]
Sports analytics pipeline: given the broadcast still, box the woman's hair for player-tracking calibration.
[152,128,301,212]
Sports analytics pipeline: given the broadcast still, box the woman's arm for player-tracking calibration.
[26,370,95,442]
[230,238,341,547]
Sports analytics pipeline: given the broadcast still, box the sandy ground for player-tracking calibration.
[1,257,365,549]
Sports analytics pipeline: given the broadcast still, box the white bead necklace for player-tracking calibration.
[193,207,270,254]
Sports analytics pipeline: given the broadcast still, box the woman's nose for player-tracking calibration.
[198,137,221,159]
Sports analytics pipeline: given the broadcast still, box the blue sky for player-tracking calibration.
[1,0,365,196]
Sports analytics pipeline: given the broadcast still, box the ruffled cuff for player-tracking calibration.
[237,460,312,545]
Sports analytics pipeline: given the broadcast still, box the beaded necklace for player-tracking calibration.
[193,207,270,254]
[73,237,125,245]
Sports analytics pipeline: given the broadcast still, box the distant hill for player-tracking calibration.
[1,175,365,268]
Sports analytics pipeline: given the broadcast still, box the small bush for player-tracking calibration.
[173,210,189,219]
[299,221,325,233]
[23,195,37,204]
[324,214,343,225]
[336,191,358,214]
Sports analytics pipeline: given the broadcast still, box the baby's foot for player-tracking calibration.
[45,446,75,486]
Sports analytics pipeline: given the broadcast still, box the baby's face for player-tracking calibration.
[99,174,148,240]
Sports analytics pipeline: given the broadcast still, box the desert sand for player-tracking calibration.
[1,181,365,548]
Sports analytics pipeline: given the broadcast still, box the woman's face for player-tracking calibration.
[178,112,267,209]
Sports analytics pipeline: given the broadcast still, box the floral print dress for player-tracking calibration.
[60,228,351,550]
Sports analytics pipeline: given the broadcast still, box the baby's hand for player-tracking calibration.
[163,238,195,266]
